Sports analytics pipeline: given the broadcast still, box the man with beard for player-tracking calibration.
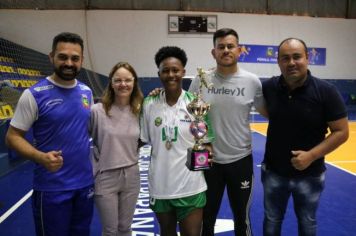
[148,28,267,236]
[189,28,267,236]
[6,32,94,236]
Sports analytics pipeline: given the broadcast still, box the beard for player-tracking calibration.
[217,55,238,67]
[217,60,236,68]
[53,65,80,81]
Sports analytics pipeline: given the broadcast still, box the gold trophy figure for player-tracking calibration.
[186,68,213,171]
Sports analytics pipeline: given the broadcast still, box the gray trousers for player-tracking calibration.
[94,164,140,236]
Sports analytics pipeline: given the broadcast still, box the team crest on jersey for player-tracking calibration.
[180,114,192,123]
[81,94,90,109]
[154,117,162,127]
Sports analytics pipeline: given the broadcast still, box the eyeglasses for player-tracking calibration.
[112,79,134,85]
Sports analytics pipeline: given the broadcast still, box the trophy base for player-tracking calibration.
[186,148,210,171]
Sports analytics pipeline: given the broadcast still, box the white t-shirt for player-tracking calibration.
[140,90,208,199]
[189,68,265,164]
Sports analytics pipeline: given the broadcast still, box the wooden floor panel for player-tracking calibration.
[250,122,356,175]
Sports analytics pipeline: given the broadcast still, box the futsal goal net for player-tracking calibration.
[0,37,107,122]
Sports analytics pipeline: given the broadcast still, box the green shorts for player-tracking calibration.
[149,192,206,221]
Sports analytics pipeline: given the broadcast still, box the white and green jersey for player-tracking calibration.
[140,90,213,199]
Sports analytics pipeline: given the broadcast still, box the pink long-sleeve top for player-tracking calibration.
[90,103,140,172]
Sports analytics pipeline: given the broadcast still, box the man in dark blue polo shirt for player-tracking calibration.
[262,38,349,236]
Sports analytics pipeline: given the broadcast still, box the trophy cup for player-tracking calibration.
[186,68,213,171]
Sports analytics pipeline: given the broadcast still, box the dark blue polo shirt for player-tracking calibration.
[262,71,347,177]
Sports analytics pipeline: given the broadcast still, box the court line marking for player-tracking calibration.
[252,130,265,136]
[327,160,356,163]
[0,190,33,224]
[326,162,356,176]
[252,130,356,176]
[1,128,353,225]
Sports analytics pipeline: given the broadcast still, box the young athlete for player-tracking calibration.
[140,46,214,236]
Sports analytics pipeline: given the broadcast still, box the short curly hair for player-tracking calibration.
[154,46,187,68]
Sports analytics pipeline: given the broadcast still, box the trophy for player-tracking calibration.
[186,68,213,171]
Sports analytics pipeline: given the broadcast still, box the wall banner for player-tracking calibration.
[239,44,326,66]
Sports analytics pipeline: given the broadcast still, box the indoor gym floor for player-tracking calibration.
[0,122,355,235]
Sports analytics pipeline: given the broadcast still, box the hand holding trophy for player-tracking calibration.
[186,68,213,171]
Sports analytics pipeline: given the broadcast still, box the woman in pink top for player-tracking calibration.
[90,62,144,236]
